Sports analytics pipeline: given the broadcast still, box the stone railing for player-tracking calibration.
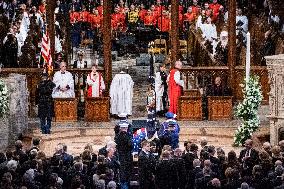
[180,66,269,104]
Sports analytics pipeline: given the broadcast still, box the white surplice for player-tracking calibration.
[110,73,134,115]
[201,23,217,42]
[155,72,164,112]
[86,72,105,97]
[52,71,75,98]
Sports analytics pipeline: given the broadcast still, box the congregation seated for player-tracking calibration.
[4,133,284,188]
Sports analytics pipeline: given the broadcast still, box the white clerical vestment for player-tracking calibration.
[87,72,105,97]
[52,71,75,98]
[155,72,164,112]
[110,73,134,115]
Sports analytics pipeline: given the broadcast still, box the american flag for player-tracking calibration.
[40,30,53,72]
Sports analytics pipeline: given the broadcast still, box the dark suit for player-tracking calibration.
[239,148,259,176]
[138,150,156,189]
[73,60,88,68]
[206,84,231,96]
[170,157,187,189]
[155,159,178,189]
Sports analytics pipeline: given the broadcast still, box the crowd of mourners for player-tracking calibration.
[3,122,284,189]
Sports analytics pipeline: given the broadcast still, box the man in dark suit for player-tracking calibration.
[138,140,156,189]
[35,73,56,134]
[171,148,187,189]
[206,76,231,97]
[73,50,88,68]
[239,139,259,176]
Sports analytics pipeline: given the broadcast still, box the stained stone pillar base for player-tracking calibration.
[0,74,29,150]
[266,54,284,145]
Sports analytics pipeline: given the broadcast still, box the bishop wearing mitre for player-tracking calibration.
[87,64,105,97]
[52,62,75,98]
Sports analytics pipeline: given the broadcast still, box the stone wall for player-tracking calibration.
[0,74,29,151]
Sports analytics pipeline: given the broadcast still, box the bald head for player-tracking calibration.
[175,61,183,69]
[60,62,67,72]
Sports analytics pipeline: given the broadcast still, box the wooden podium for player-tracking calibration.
[54,98,78,122]
[208,96,233,120]
[85,97,110,122]
[178,89,202,120]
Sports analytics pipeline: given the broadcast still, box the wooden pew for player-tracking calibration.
[54,98,78,122]
[208,96,233,120]
[178,89,203,120]
[85,97,110,122]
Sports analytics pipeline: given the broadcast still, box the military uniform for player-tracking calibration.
[115,129,133,187]
[35,77,56,134]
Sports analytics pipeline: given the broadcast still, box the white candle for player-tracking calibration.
[245,32,251,85]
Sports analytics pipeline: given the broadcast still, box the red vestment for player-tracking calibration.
[87,73,102,97]
[169,69,182,114]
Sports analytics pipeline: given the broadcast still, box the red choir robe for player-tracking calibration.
[70,11,80,24]
[143,14,156,26]
[89,14,102,29]
[191,5,200,17]
[139,9,147,21]
[168,69,183,114]
[79,10,90,22]
[157,16,170,32]
[209,3,222,22]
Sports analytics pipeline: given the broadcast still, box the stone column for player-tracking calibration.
[0,74,29,151]
[266,54,284,145]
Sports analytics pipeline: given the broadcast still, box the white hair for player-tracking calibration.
[107,141,117,149]
[7,160,18,171]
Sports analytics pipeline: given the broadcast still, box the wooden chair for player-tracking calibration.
[154,39,167,55]
[179,40,187,54]
[54,98,78,122]
[85,97,110,122]
[208,96,233,120]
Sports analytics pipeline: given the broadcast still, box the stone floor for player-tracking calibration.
[22,115,270,157]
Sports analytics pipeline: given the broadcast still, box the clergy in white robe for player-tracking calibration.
[201,18,217,42]
[87,64,105,97]
[155,71,164,112]
[110,72,134,115]
[236,8,248,41]
[52,62,75,98]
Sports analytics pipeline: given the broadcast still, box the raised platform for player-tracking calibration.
[22,117,270,157]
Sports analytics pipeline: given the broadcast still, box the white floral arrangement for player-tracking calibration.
[234,76,263,146]
[0,79,9,118]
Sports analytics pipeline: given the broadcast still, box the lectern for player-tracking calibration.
[85,97,110,122]
[54,98,78,122]
[208,96,233,120]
